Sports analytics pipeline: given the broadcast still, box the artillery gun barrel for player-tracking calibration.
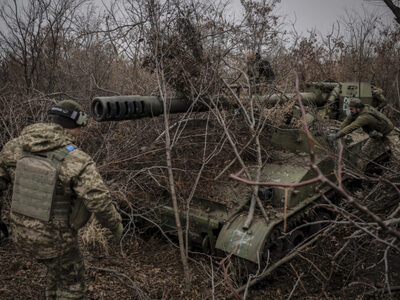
[256,92,327,106]
[92,90,329,122]
[306,82,339,91]
[91,95,199,121]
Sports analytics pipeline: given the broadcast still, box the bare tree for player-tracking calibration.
[367,0,400,23]
[0,0,88,93]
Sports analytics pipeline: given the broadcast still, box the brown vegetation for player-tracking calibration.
[1,0,400,299]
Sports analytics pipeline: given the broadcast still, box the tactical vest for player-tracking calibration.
[360,105,394,135]
[11,145,89,227]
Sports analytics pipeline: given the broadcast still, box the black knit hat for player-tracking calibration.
[49,100,86,129]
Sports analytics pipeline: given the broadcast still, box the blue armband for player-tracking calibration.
[65,145,75,152]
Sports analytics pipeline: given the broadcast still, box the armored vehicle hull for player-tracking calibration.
[156,126,386,264]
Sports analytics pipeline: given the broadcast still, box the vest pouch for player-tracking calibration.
[69,198,90,230]
[11,156,57,222]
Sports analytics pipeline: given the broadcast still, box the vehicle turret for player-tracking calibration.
[257,81,385,119]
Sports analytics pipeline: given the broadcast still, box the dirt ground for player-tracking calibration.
[1,222,400,300]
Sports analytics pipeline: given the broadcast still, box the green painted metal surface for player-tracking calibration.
[339,82,373,118]
[270,128,317,154]
[215,187,332,263]
[215,214,273,263]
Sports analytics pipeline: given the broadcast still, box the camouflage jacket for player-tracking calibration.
[0,123,122,259]
[338,105,394,138]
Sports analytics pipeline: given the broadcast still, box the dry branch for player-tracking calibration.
[228,225,336,299]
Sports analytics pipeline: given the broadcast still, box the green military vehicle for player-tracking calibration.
[91,81,390,266]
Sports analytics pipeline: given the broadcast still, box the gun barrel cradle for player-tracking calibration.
[256,92,328,106]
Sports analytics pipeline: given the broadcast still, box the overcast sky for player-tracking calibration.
[230,0,393,36]
[280,0,392,35]
[0,0,394,38]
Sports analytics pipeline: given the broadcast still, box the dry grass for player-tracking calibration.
[80,218,112,255]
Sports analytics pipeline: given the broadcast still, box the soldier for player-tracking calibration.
[0,100,123,299]
[327,98,400,163]
[371,85,387,111]
[246,51,275,92]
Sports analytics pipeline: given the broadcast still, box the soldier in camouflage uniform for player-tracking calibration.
[0,100,123,299]
[328,98,400,163]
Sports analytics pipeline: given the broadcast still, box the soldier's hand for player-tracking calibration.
[111,222,124,244]
[327,133,339,141]
[369,130,383,139]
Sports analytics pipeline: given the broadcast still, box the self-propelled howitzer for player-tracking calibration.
[91,86,389,269]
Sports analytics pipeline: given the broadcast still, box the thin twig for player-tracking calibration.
[227,225,335,299]
[87,264,150,300]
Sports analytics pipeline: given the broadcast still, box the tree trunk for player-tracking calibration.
[383,0,400,23]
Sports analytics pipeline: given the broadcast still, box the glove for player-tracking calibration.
[327,133,339,141]
[111,222,123,244]
[369,130,383,139]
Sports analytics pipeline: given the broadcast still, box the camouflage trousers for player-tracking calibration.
[38,247,85,300]
[362,131,400,162]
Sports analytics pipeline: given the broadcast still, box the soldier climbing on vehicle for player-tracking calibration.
[327,98,400,165]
